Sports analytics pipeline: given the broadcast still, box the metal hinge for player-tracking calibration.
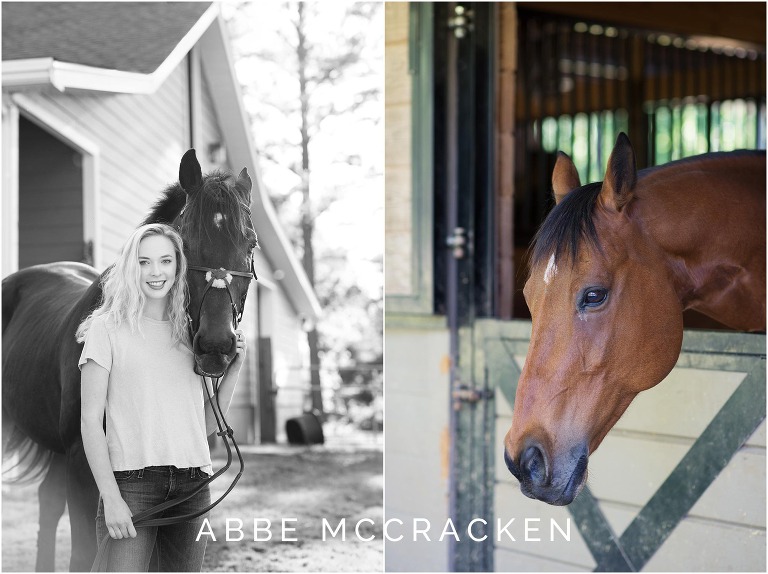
[452,384,494,410]
[447,5,474,39]
[446,227,467,259]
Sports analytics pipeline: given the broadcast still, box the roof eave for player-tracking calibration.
[2,59,159,93]
[2,3,219,94]
[2,58,59,90]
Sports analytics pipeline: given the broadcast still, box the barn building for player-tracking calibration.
[386,3,765,571]
[1,2,321,445]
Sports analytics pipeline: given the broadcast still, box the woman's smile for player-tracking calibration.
[138,235,177,305]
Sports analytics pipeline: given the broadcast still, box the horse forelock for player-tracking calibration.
[180,171,254,256]
[529,181,603,277]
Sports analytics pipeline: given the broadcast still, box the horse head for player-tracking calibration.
[175,150,258,378]
[503,133,683,505]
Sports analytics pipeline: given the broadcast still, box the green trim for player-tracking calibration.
[385,312,446,331]
[483,337,523,407]
[570,487,634,572]
[386,2,435,315]
[597,360,766,571]
[453,325,496,572]
[681,329,767,356]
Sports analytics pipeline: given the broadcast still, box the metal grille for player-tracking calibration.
[514,9,766,255]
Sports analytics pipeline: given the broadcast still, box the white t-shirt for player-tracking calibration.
[78,314,212,474]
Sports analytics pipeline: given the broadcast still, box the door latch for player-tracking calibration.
[452,384,494,410]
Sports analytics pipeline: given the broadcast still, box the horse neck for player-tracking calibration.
[634,155,766,331]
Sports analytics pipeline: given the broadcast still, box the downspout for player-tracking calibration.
[188,47,202,153]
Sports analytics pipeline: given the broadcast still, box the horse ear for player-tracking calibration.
[236,167,252,202]
[600,132,637,212]
[179,149,203,195]
[552,152,581,205]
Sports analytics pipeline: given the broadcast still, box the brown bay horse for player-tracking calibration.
[503,133,765,506]
[2,150,258,570]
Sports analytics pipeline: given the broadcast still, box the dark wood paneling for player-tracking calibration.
[18,116,83,268]
[523,2,766,47]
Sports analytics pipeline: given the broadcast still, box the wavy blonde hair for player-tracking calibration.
[76,224,189,346]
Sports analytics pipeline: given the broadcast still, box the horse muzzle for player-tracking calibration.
[503,442,588,506]
[194,352,233,378]
[191,328,237,378]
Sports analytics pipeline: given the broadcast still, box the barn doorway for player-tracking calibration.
[257,283,277,444]
[18,115,88,268]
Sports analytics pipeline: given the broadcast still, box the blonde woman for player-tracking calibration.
[78,223,244,571]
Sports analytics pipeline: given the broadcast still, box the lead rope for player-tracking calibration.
[91,349,245,570]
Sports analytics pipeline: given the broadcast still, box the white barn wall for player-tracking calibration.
[271,289,308,442]
[385,325,451,572]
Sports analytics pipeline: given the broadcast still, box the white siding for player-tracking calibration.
[271,284,308,442]
[385,325,451,572]
[251,247,309,443]
[199,72,223,173]
[222,249,308,445]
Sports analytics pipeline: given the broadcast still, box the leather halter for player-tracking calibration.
[186,262,257,342]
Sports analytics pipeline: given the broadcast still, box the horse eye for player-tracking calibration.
[582,288,609,307]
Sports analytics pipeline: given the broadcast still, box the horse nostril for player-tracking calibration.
[504,449,522,480]
[521,444,548,486]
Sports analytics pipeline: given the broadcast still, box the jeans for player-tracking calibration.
[95,466,211,572]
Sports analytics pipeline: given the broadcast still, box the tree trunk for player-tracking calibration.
[297,2,324,416]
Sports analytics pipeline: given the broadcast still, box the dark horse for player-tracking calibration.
[504,133,765,505]
[2,150,258,570]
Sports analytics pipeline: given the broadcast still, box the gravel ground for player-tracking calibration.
[2,432,383,572]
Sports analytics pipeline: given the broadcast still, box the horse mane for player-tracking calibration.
[530,181,603,273]
[142,182,186,225]
[529,149,765,275]
[178,170,253,256]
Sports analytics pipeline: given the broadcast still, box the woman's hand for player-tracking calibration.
[206,331,245,434]
[231,329,247,369]
[103,495,137,539]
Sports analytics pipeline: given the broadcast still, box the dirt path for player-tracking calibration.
[2,443,383,572]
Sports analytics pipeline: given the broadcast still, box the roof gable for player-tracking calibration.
[2,2,212,74]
